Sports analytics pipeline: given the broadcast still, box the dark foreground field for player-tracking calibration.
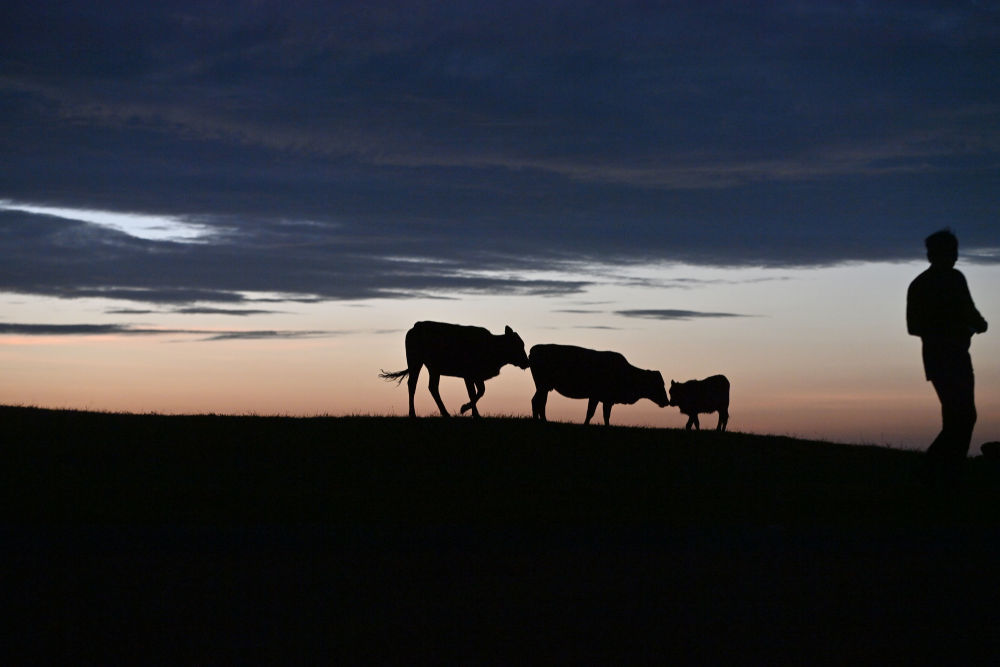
[4,406,1000,663]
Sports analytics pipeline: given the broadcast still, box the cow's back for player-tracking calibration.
[529,344,630,400]
[703,374,730,405]
[408,321,494,377]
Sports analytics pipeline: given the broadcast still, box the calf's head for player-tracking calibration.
[504,325,530,369]
[668,380,685,408]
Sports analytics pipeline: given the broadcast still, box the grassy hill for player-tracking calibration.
[5,405,1000,663]
[3,405,998,527]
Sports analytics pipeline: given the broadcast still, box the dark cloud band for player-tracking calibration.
[1,2,998,306]
[0,322,332,341]
[615,309,749,321]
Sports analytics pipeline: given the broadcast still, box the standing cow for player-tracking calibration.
[669,375,730,431]
[529,344,669,425]
[379,321,530,418]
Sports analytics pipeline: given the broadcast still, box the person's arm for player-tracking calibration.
[957,272,988,334]
[906,280,925,337]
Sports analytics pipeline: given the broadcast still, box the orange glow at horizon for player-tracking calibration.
[2,261,998,451]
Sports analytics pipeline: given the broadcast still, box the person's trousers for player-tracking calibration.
[927,369,976,461]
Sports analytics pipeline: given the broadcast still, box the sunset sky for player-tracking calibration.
[2,1,998,449]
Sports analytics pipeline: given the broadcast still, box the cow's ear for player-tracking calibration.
[505,325,513,335]
[670,380,676,387]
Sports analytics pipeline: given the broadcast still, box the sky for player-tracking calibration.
[1,1,998,449]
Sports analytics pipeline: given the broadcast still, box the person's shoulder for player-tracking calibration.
[939,266,971,289]
[908,266,934,289]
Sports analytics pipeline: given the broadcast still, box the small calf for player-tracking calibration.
[669,375,730,431]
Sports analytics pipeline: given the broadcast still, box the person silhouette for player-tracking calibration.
[906,229,988,477]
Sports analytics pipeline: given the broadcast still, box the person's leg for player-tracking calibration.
[926,378,948,464]
[952,370,976,458]
[928,370,975,486]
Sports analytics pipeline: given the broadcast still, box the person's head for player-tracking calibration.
[925,228,958,267]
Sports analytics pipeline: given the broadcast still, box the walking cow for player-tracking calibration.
[528,343,669,425]
[379,321,530,418]
[668,375,730,431]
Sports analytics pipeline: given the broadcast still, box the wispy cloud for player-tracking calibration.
[0,199,214,243]
[0,324,139,336]
[106,307,281,316]
[611,276,793,290]
[199,330,329,341]
[0,322,334,341]
[174,307,280,316]
[615,309,750,321]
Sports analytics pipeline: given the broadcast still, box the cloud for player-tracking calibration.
[0,200,213,243]
[0,321,334,341]
[615,309,750,321]
[601,275,794,290]
[1,1,998,308]
[106,306,281,316]
[0,208,594,304]
[174,307,280,316]
[198,330,329,342]
[0,323,138,336]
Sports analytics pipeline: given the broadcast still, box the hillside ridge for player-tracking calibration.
[3,404,997,527]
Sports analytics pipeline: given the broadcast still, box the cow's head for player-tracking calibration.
[648,371,670,407]
[504,325,530,369]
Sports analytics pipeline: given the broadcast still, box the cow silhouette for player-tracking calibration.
[669,375,730,431]
[379,321,530,418]
[528,343,669,425]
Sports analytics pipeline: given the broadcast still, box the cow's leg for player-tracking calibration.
[717,408,729,432]
[472,381,485,418]
[460,379,476,415]
[407,365,421,418]
[460,379,485,418]
[685,413,697,430]
[585,398,598,425]
[531,389,548,421]
[602,402,613,426]
[428,372,449,417]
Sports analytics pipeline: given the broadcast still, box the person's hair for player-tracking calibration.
[925,228,958,263]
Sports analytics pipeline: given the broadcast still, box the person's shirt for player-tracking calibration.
[907,265,987,340]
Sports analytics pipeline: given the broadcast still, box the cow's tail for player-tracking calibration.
[378,368,410,385]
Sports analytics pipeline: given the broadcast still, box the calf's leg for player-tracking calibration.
[717,408,729,432]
